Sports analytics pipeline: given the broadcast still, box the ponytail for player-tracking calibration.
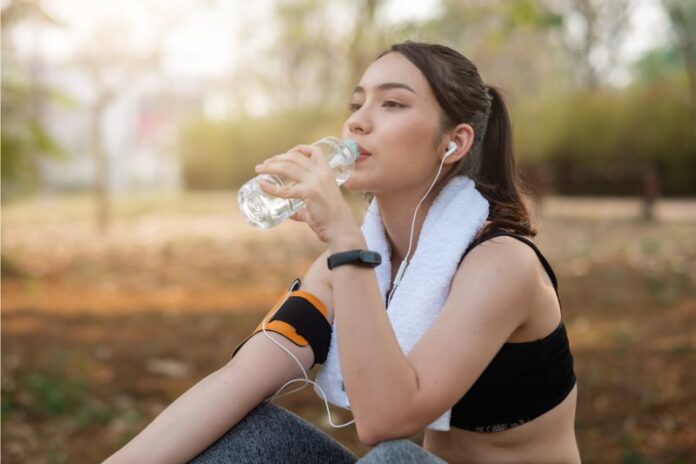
[372,42,537,238]
[476,86,537,238]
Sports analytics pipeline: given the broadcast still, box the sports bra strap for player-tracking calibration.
[459,229,559,294]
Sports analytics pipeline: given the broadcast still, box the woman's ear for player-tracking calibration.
[444,123,475,163]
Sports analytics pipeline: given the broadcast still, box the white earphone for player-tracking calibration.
[444,141,457,158]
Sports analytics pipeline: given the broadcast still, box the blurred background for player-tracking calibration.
[1,0,695,462]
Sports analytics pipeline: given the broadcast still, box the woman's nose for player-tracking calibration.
[346,109,372,135]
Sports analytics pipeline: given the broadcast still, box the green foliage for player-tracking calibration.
[621,449,653,464]
[514,75,696,195]
[1,0,74,202]
[47,450,69,464]
[503,0,563,32]
[24,371,86,416]
[632,46,684,84]
[1,387,18,417]
[1,62,68,201]
[179,108,347,189]
[74,402,118,427]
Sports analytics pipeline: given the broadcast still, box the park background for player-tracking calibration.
[2,0,695,462]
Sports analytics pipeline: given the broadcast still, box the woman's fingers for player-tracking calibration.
[256,168,314,200]
[263,146,314,167]
[255,160,307,183]
[258,179,289,198]
[255,143,335,205]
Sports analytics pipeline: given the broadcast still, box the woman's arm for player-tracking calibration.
[327,230,536,444]
[103,249,334,464]
[103,331,315,464]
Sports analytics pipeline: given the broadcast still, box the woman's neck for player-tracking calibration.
[374,189,436,264]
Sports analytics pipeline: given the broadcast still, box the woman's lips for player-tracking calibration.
[356,144,372,161]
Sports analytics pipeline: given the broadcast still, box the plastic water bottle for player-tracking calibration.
[238,137,359,229]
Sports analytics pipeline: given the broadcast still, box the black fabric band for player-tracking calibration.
[269,295,332,365]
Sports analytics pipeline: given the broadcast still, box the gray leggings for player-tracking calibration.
[190,401,447,463]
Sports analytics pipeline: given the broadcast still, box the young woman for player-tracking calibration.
[104,41,580,464]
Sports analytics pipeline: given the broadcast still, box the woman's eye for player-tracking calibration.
[348,101,405,112]
[383,101,404,108]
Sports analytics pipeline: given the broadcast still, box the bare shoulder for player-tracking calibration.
[299,249,335,321]
[459,234,541,280]
[455,234,561,340]
[448,235,544,323]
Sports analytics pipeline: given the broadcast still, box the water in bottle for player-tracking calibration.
[238,137,359,228]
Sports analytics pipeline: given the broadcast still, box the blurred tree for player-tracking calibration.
[632,45,683,83]
[346,0,386,92]
[415,1,566,98]
[64,0,212,232]
[514,76,696,195]
[69,19,161,232]
[261,0,340,111]
[256,0,388,113]
[662,0,696,127]
[179,0,696,196]
[541,0,637,89]
[1,0,66,200]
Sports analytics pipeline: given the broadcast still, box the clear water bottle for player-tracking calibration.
[238,137,359,229]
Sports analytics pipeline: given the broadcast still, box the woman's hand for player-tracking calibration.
[254,144,358,244]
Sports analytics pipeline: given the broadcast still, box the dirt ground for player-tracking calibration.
[2,192,695,463]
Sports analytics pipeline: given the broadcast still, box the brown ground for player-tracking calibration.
[2,193,695,463]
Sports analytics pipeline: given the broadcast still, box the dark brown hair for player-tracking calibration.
[365,41,536,238]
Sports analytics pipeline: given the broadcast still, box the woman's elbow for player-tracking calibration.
[356,416,419,446]
[356,423,380,446]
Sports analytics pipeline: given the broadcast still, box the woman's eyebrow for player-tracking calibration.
[352,82,416,95]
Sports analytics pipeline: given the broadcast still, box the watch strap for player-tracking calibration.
[327,249,382,270]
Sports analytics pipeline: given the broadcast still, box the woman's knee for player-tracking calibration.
[191,402,356,464]
[358,439,447,464]
[190,402,296,463]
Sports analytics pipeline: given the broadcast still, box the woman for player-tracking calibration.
[105,41,580,464]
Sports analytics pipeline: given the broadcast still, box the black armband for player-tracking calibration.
[232,279,332,366]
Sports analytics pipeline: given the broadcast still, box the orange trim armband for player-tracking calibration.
[232,280,332,366]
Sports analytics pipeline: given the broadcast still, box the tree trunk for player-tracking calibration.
[91,94,111,233]
[666,2,696,129]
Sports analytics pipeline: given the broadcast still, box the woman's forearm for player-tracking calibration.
[103,332,314,464]
[328,230,419,441]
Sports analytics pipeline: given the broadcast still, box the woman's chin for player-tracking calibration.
[344,170,377,193]
[343,177,361,192]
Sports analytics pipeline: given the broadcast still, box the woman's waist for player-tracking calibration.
[423,385,579,464]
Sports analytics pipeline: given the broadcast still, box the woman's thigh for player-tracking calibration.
[357,439,447,464]
[190,401,357,464]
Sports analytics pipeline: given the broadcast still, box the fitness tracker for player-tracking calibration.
[327,249,382,270]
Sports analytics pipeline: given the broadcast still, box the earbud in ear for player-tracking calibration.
[444,141,457,158]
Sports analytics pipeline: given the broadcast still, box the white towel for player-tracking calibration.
[314,175,490,431]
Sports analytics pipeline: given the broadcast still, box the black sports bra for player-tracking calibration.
[447,229,576,433]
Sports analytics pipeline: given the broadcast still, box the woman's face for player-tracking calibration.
[341,52,447,195]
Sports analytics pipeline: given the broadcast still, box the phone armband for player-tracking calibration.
[232,279,332,367]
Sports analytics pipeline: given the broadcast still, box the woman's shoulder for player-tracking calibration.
[453,228,547,315]
[459,232,542,281]
[454,228,561,342]
[462,227,538,267]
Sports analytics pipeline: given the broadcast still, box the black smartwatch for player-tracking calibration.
[327,249,382,270]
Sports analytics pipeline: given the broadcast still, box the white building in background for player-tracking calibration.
[37,66,207,194]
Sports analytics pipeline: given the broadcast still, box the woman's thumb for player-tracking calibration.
[290,208,308,222]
